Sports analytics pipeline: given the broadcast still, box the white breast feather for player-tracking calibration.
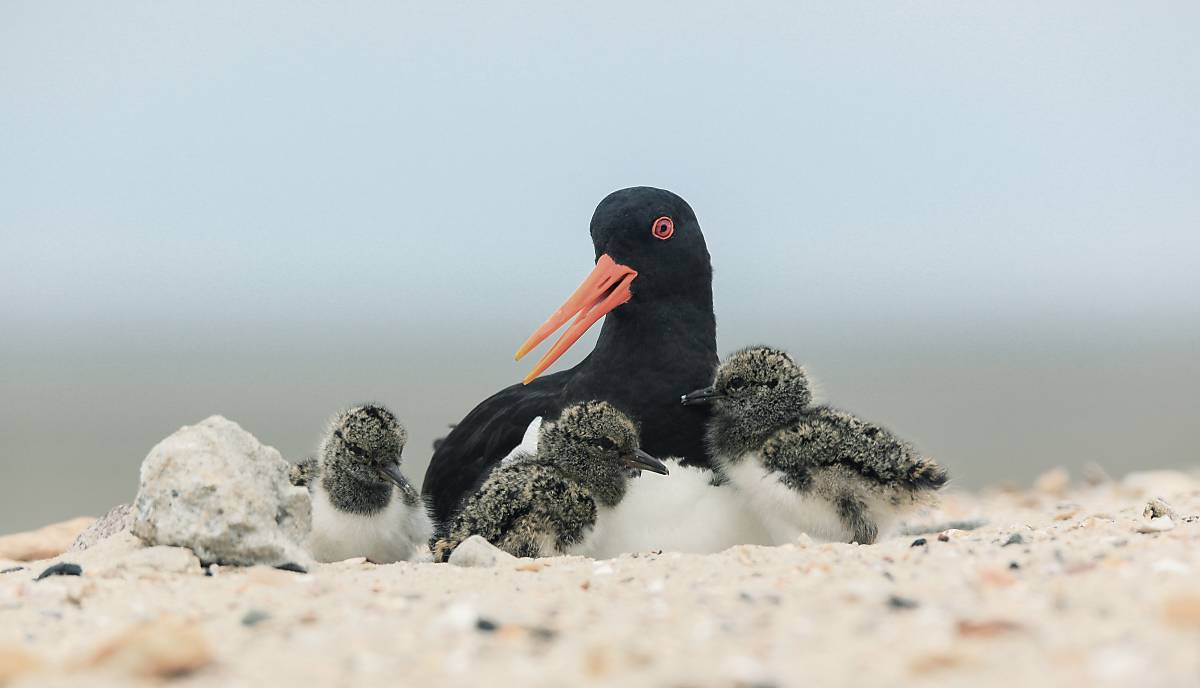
[584,460,773,559]
[723,454,851,544]
[307,482,434,563]
[500,417,542,466]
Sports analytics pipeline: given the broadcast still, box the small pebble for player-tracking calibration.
[1136,517,1175,534]
[241,610,270,627]
[887,595,919,610]
[937,533,950,542]
[1143,498,1177,521]
[1009,561,1021,570]
[275,562,307,574]
[910,538,927,547]
[35,563,82,581]
[529,627,558,642]
[475,618,499,632]
[1002,533,1024,547]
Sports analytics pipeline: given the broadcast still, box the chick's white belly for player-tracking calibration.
[583,461,773,559]
[723,453,852,544]
[559,517,602,558]
[307,483,433,563]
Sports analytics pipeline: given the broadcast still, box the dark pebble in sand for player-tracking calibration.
[1,566,25,574]
[530,626,558,641]
[275,562,307,574]
[887,595,919,610]
[937,533,950,542]
[35,563,82,581]
[1002,533,1025,547]
[1009,561,1021,570]
[241,610,271,627]
[910,538,927,547]
[475,617,499,632]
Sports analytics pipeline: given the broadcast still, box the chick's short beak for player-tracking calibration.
[377,461,408,488]
[680,385,722,405]
[622,448,669,476]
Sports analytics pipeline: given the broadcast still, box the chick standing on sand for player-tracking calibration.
[293,405,433,563]
[433,401,669,560]
[682,347,947,545]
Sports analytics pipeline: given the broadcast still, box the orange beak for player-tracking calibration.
[514,254,637,384]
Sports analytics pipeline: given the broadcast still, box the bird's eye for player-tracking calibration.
[595,437,618,451]
[727,376,746,390]
[651,216,674,241]
[765,379,779,388]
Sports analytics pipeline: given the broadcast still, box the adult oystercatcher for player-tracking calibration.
[422,187,718,525]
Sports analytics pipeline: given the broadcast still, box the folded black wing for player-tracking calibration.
[421,370,569,525]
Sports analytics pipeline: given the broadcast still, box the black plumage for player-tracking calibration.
[422,187,718,526]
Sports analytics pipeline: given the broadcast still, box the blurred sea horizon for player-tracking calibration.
[3,310,1197,532]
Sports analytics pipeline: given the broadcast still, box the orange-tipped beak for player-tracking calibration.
[514,254,637,384]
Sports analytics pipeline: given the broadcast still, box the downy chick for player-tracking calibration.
[433,401,668,560]
[683,347,947,544]
[500,417,773,557]
[304,404,433,563]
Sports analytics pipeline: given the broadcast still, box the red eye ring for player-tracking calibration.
[651,216,674,241]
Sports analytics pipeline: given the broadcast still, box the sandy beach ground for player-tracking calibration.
[2,469,1198,687]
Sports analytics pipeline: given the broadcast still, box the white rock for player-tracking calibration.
[71,504,134,552]
[1142,498,1178,521]
[447,535,517,568]
[1135,516,1175,534]
[130,416,312,566]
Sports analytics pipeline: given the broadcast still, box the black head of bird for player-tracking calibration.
[320,405,410,490]
[537,401,669,507]
[514,186,713,383]
[682,346,813,430]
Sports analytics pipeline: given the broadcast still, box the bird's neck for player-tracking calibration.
[707,408,801,465]
[589,295,718,370]
[321,470,392,515]
[561,291,719,466]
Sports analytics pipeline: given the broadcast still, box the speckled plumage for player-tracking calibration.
[693,346,947,545]
[434,401,657,560]
[305,404,433,563]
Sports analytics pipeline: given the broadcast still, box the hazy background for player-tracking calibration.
[2,2,1198,532]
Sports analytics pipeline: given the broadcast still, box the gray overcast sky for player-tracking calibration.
[3,1,1198,333]
[1,2,1198,529]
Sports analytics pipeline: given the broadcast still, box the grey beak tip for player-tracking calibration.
[378,462,407,488]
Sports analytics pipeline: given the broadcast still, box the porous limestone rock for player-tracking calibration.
[447,535,517,568]
[71,503,134,552]
[131,416,311,566]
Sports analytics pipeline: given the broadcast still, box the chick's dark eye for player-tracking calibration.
[594,437,618,451]
[765,379,779,388]
[651,216,674,240]
[727,376,746,390]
